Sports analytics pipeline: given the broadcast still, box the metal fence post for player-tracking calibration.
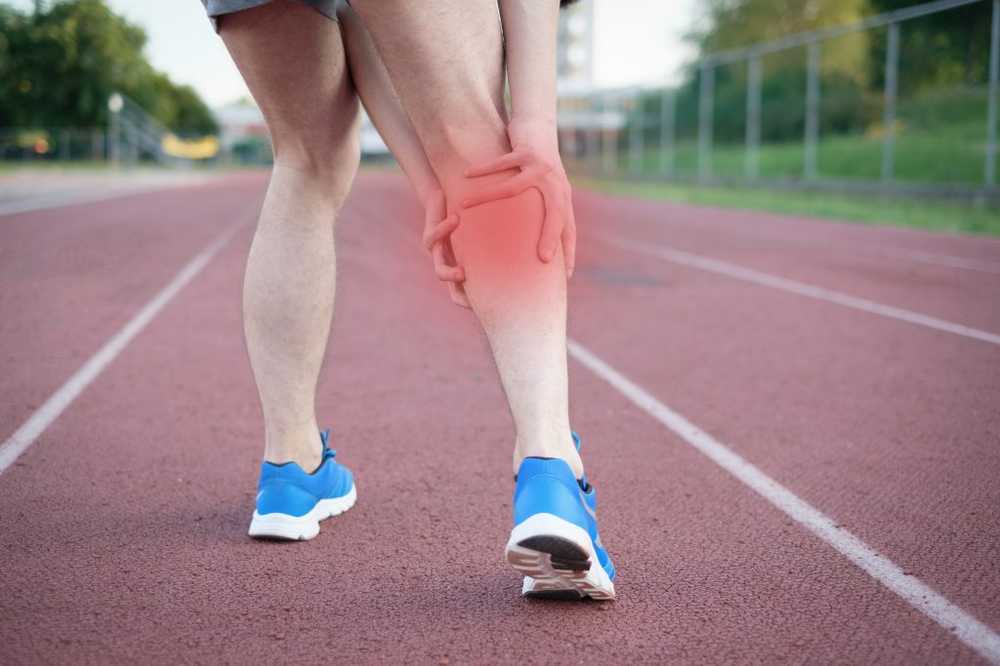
[698,61,714,182]
[881,22,900,183]
[60,128,70,161]
[587,95,600,174]
[109,114,119,166]
[128,123,139,164]
[91,128,101,161]
[602,93,616,175]
[660,87,675,178]
[986,0,999,186]
[745,56,762,180]
[629,92,644,175]
[804,42,821,180]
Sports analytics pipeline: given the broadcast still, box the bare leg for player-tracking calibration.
[219,0,360,471]
[350,0,582,476]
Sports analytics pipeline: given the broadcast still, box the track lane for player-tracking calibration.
[576,190,1000,271]
[0,172,995,663]
[0,173,265,445]
[575,191,1000,333]
[568,195,1000,632]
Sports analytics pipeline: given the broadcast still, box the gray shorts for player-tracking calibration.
[202,0,340,33]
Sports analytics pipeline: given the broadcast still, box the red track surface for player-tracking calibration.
[1,170,998,664]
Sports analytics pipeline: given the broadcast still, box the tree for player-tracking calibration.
[689,0,871,83]
[0,0,218,135]
[867,0,992,91]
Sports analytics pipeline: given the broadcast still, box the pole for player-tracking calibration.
[588,95,601,175]
[602,94,616,175]
[109,111,119,167]
[986,0,999,186]
[629,93,644,175]
[660,87,675,178]
[745,57,762,180]
[804,42,821,180]
[698,62,715,182]
[881,22,900,183]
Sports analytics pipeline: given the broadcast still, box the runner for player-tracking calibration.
[201,0,614,599]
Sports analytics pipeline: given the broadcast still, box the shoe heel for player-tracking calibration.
[505,513,615,601]
[248,511,321,541]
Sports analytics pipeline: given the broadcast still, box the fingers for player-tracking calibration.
[448,282,472,309]
[562,213,577,279]
[564,188,577,278]
[431,242,464,283]
[536,182,565,264]
[461,171,539,209]
[423,213,459,252]
[464,149,553,178]
[465,151,527,178]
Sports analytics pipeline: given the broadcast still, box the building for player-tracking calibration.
[556,0,627,160]
[557,0,596,92]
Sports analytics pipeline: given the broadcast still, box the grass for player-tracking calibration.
[575,87,1000,236]
[613,129,987,185]
[612,87,993,184]
[576,177,1000,236]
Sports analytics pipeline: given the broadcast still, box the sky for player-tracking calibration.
[8,0,699,108]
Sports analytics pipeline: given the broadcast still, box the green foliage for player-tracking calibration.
[623,0,990,150]
[689,0,871,81]
[629,65,874,146]
[0,0,217,135]
[867,0,992,91]
[608,88,987,185]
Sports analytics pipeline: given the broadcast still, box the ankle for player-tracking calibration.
[264,426,323,473]
[514,432,584,479]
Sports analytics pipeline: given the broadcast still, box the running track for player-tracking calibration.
[1,169,999,664]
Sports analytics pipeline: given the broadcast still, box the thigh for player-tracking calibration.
[218,0,358,163]
[348,0,509,192]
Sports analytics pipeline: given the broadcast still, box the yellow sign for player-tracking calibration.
[161,133,219,159]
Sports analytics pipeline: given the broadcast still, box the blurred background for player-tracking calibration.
[0,0,997,232]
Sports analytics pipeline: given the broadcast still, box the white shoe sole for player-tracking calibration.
[247,484,357,541]
[505,513,615,601]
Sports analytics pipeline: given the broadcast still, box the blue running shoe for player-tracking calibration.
[248,429,356,541]
[505,433,616,600]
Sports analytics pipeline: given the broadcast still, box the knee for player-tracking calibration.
[268,99,361,208]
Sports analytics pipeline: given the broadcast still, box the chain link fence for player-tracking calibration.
[558,0,1000,201]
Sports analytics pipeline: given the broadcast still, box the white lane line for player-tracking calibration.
[878,247,1000,275]
[584,194,1000,274]
[0,189,159,216]
[596,233,1000,347]
[0,176,219,217]
[0,224,243,474]
[567,339,1000,664]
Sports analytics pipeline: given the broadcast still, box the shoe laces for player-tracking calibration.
[320,429,338,461]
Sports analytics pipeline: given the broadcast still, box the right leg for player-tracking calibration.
[347,1,615,598]
[350,0,583,477]
[218,0,360,472]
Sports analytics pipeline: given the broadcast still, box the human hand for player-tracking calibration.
[422,188,471,309]
[461,116,577,278]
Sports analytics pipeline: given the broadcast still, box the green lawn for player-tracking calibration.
[576,177,1000,236]
[572,87,1000,236]
[595,125,988,185]
[601,87,993,185]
